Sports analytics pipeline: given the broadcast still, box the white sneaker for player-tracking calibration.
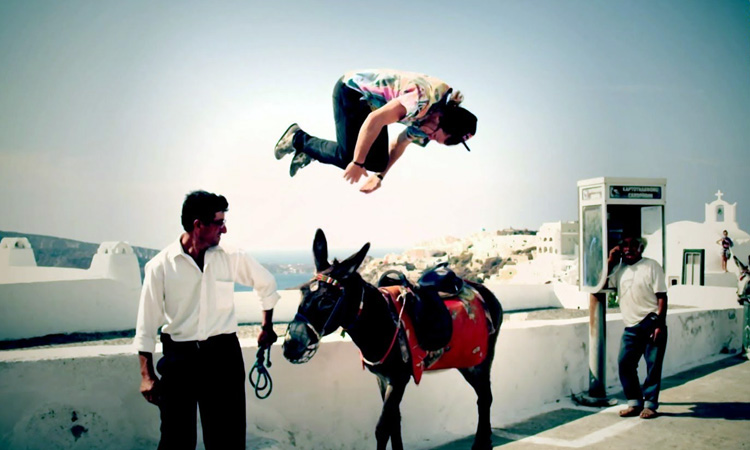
[289,151,313,177]
[274,123,301,160]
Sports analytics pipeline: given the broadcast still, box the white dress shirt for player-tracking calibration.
[134,240,281,353]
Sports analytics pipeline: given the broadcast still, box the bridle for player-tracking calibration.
[288,273,408,368]
[287,273,363,364]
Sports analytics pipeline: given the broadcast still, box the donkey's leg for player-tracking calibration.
[458,339,497,450]
[374,373,409,450]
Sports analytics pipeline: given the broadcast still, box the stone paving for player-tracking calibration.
[432,354,750,449]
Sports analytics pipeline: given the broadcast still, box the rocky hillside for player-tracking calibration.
[360,228,538,285]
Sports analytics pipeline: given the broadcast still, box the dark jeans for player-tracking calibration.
[157,333,246,450]
[293,78,390,172]
[618,313,667,410]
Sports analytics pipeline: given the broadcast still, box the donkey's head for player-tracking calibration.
[734,255,750,301]
[283,229,370,364]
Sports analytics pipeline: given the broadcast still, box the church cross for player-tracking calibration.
[715,190,724,201]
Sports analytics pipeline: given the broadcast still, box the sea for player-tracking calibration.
[236,247,403,291]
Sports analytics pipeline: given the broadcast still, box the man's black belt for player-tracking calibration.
[161,332,237,351]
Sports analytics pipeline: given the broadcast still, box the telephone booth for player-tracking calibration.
[576,177,667,403]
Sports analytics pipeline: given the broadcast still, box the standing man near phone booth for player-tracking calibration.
[608,235,668,419]
[575,177,667,409]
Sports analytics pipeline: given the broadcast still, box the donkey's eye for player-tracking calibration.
[310,281,319,292]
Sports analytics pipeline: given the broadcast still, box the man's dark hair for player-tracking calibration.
[441,105,477,147]
[181,190,229,232]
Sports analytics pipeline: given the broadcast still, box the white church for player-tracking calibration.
[662,190,749,288]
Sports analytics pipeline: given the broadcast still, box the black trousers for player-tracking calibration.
[293,78,390,172]
[157,333,246,450]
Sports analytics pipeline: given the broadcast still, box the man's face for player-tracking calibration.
[419,114,451,144]
[198,211,226,248]
[620,237,642,265]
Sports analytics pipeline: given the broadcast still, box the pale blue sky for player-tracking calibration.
[1,1,748,251]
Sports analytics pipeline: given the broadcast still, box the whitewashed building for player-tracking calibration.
[0,238,142,340]
[650,191,750,287]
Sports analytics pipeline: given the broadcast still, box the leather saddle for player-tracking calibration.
[377,263,460,351]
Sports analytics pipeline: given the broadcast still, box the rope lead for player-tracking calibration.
[249,346,273,399]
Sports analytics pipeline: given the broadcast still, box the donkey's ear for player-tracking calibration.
[313,229,330,272]
[339,242,370,277]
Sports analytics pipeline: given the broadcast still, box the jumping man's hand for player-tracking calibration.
[360,174,382,194]
[343,162,368,184]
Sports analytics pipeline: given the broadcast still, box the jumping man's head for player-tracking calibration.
[420,104,477,151]
[181,190,229,249]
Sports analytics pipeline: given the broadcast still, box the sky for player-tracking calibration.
[1,0,748,254]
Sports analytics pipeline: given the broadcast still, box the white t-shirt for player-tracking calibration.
[610,257,667,327]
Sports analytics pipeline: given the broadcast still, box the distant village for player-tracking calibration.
[361,222,578,286]
[361,190,749,293]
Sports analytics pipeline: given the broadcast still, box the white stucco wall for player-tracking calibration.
[0,280,142,340]
[0,238,36,267]
[0,241,143,341]
[0,300,742,450]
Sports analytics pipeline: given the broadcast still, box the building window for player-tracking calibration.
[716,206,724,222]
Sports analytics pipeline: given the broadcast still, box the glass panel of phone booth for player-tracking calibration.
[640,206,664,267]
[582,204,605,290]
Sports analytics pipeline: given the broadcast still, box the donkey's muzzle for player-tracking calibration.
[282,321,319,364]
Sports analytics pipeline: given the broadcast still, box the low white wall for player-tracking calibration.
[235,291,300,324]
[668,285,741,309]
[0,280,141,341]
[481,283,562,311]
[0,304,742,450]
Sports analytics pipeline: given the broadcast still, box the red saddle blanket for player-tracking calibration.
[379,285,490,384]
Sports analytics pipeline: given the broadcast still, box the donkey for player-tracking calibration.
[733,255,750,303]
[283,229,503,450]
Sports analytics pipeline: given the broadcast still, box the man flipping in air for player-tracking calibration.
[274,69,477,194]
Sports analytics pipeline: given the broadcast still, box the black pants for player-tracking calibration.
[157,333,246,450]
[293,78,390,172]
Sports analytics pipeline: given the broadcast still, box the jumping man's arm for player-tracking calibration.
[344,99,406,184]
[359,131,410,194]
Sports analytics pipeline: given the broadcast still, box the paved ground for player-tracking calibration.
[432,354,750,449]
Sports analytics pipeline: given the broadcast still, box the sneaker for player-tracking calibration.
[274,123,301,160]
[289,151,312,177]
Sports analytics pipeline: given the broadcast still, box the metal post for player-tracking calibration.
[743,302,750,355]
[573,293,615,406]
[588,293,607,398]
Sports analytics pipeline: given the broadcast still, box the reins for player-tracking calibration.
[249,345,273,399]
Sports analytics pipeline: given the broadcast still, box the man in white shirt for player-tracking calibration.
[134,190,280,449]
[608,235,668,420]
